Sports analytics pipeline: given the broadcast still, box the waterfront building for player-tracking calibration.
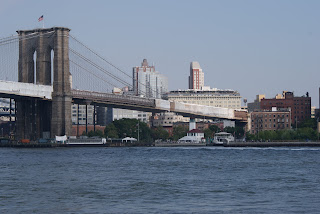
[133,59,168,99]
[96,106,112,126]
[72,104,150,126]
[177,129,205,144]
[250,108,291,134]
[247,94,265,112]
[0,98,15,122]
[112,108,151,123]
[71,104,95,125]
[260,91,311,125]
[165,88,241,109]
[105,59,168,124]
[152,112,189,127]
[189,61,204,90]
[109,87,151,123]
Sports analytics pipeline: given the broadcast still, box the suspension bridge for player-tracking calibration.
[0,27,247,140]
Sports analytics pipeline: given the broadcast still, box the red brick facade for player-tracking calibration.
[260,92,311,125]
[251,110,291,134]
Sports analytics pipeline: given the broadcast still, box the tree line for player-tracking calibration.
[247,118,319,141]
[83,118,319,142]
[83,118,243,142]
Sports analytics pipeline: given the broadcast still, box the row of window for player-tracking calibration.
[294,106,309,109]
[252,118,289,123]
[252,114,289,118]
[252,124,289,128]
[137,114,147,117]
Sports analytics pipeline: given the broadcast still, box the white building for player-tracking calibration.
[165,88,242,109]
[177,129,205,144]
[108,59,168,124]
[133,59,168,99]
[112,108,151,123]
[152,112,189,127]
[71,104,94,125]
[189,61,204,90]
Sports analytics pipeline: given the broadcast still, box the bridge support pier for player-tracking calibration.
[51,96,72,138]
[17,27,72,140]
[16,98,52,140]
[77,104,80,137]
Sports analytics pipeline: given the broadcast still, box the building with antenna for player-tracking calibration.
[97,59,169,125]
[133,59,168,99]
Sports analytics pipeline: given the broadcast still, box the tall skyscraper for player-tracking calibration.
[189,61,204,90]
[133,59,168,99]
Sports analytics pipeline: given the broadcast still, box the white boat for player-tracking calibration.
[177,129,205,144]
[211,132,234,145]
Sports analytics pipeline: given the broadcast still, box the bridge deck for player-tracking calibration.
[0,80,247,121]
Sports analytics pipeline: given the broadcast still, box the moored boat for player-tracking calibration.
[207,132,234,146]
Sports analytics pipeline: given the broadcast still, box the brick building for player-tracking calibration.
[260,91,311,125]
[250,108,291,134]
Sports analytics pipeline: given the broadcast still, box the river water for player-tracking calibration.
[0,146,320,213]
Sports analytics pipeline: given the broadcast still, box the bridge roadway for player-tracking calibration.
[0,80,247,122]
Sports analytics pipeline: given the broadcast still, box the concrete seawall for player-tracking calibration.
[225,141,320,147]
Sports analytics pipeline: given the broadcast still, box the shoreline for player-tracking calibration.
[224,141,320,147]
[1,141,320,148]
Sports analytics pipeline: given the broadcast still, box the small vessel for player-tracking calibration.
[177,129,206,144]
[209,132,234,146]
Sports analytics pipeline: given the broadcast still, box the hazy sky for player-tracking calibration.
[1,0,319,107]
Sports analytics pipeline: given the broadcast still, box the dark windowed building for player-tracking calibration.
[260,91,311,126]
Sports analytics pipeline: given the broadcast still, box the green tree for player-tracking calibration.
[235,125,245,138]
[209,125,220,133]
[245,131,256,141]
[110,118,152,142]
[151,126,169,140]
[87,130,95,137]
[204,128,213,138]
[137,121,152,142]
[224,126,235,135]
[172,125,188,141]
[296,127,317,141]
[94,129,104,137]
[104,123,119,138]
[113,118,136,138]
[298,118,317,130]
[280,130,294,141]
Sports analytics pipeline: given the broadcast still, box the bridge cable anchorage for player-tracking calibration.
[69,34,158,97]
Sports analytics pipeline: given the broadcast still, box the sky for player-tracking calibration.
[1,0,319,107]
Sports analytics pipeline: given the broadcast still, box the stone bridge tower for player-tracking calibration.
[16,27,72,140]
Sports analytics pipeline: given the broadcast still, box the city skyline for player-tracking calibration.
[1,0,319,106]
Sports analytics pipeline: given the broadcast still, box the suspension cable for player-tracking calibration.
[69,48,132,87]
[69,34,160,97]
[70,59,119,90]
